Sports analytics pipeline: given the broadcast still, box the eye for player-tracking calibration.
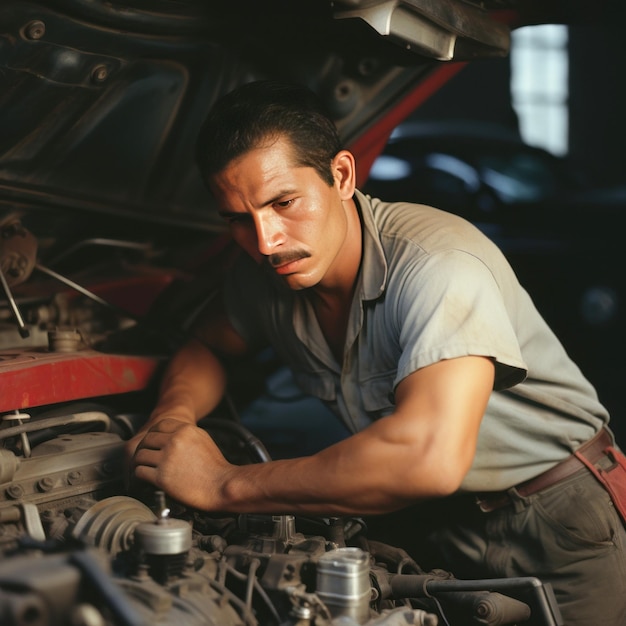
[274,199,294,209]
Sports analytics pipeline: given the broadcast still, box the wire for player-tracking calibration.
[220,560,282,624]
[431,596,452,626]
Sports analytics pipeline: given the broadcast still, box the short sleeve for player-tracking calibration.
[391,249,527,391]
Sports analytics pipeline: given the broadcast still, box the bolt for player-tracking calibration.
[101,461,115,476]
[91,64,109,83]
[476,602,489,617]
[357,57,379,77]
[6,484,24,499]
[38,477,55,492]
[134,563,151,581]
[5,254,27,279]
[24,20,45,40]
[67,470,82,485]
[284,563,296,581]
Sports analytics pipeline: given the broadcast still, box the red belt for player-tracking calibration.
[475,427,614,513]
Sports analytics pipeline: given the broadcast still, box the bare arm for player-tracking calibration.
[146,338,229,426]
[131,355,495,514]
[125,311,247,462]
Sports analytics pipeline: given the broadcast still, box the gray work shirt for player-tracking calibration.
[224,189,609,491]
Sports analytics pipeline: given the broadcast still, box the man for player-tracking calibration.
[128,80,626,625]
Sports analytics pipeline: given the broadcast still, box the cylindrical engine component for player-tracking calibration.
[0,590,48,626]
[134,515,192,584]
[48,328,83,352]
[71,496,156,556]
[316,547,372,624]
[0,448,18,484]
[134,517,192,556]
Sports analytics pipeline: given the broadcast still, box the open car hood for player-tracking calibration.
[0,0,524,231]
[0,0,611,402]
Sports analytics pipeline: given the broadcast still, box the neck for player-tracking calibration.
[310,284,355,365]
[312,196,362,306]
[309,197,362,363]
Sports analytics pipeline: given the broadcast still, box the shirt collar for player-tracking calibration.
[354,189,388,301]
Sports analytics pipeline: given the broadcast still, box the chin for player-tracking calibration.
[281,272,319,291]
[282,277,311,291]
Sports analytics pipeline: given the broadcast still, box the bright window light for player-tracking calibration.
[510,24,569,156]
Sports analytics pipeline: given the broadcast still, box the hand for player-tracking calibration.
[129,417,232,511]
[124,408,197,489]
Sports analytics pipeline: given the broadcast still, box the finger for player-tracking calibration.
[133,464,160,486]
[125,435,143,461]
[132,447,163,469]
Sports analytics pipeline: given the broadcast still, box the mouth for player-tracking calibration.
[272,257,305,275]
[268,251,311,275]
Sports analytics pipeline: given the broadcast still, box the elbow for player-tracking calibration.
[425,468,467,498]
[417,432,478,498]
[404,451,474,500]
[383,470,464,514]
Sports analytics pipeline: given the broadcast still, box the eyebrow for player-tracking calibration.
[259,188,297,208]
[218,188,298,218]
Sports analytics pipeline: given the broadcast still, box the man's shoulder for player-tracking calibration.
[357,190,486,255]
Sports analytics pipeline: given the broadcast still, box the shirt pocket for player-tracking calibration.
[293,370,337,403]
[360,370,396,420]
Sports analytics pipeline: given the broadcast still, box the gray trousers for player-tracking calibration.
[428,464,626,626]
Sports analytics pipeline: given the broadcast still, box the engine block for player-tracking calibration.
[0,407,560,626]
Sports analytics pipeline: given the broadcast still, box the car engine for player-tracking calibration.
[0,217,563,626]
[0,405,563,626]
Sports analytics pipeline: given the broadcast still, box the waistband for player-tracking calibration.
[475,427,614,513]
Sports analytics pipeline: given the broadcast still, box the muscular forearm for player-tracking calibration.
[132,356,492,515]
[207,358,492,515]
[210,416,471,515]
[125,340,228,486]
[214,449,418,516]
[133,416,445,515]
[151,339,227,423]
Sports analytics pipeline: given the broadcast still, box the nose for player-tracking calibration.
[255,211,284,256]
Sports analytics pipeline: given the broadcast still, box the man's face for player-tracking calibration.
[210,136,357,291]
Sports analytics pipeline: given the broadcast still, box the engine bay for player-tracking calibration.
[0,203,566,626]
[0,405,563,626]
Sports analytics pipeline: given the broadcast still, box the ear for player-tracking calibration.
[331,150,357,200]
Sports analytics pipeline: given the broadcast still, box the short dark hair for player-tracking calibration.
[196,80,342,186]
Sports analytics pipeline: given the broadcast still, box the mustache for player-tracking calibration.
[267,249,311,268]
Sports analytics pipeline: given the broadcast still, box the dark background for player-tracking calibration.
[414,23,626,188]
[372,21,626,443]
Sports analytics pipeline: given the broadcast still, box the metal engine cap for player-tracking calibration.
[134,518,192,555]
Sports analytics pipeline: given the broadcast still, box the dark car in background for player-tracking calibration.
[363,119,587,217]
[0,1,621,625]
[363,118,625,440]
